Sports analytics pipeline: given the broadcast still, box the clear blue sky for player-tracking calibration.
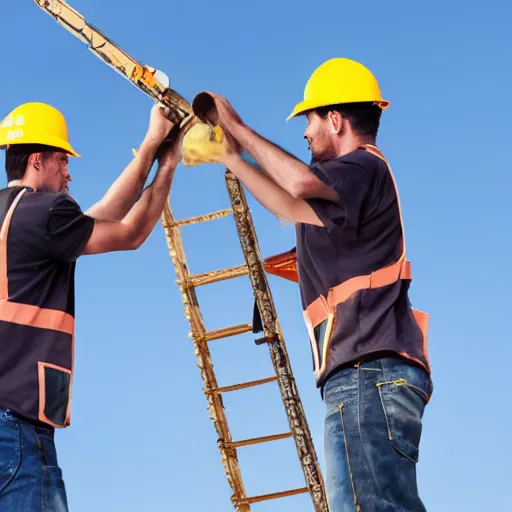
[2,0,511,510]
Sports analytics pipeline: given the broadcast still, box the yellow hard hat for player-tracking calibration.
[0,102,79,156]
[287,58,389,121]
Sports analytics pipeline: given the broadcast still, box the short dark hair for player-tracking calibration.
[4,144,55,182]
[315,101,383,138]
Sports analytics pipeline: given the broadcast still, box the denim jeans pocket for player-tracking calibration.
[376,378,428,463]
[0,415,22,494]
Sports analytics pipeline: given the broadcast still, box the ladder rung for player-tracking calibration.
[228,432,292,448]
[210,376,277,394]
[173,208,232,227]
[203,323,253,342]
[236,487,309,505]
[189,264,248,287]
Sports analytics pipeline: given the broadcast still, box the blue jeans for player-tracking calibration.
[323,357,433,512]
[0,408,68,511]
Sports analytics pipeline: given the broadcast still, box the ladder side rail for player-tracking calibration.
[224,171,329,512]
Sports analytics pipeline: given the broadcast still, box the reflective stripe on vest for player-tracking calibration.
[0,188,75,428]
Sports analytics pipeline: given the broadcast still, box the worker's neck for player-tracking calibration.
[8,177,39,190]
[334,135,376,158]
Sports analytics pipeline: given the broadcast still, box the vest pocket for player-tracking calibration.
[306,313,336,379]
[38,362,71,428]
[314,319,329,368]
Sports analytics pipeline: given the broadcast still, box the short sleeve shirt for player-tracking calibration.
[296,148,402,307]
[295,148,424,383]
[7,191,95,314]
[0,188,95,425]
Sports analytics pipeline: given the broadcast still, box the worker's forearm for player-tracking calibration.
[224,155,308,223]
[122,161,174,247]
[86,137,160,221]
[230,123,312,197]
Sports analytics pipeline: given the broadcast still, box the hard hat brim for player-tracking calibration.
[0,135,80,157]
[49,136,80,157]
[286,98,390,122]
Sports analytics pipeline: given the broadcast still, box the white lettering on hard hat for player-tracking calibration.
[15,116,24,126]
[7,129,23,141]
[1,116,14,128]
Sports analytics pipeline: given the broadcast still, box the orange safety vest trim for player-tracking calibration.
[0,188,75,428]
[264,144,430,377]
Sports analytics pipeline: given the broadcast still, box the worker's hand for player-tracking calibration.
[205,93,244,133]
[145,103,178,146]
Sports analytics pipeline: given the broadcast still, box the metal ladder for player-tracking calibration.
[161,170,328,511]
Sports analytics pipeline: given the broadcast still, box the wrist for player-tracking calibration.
[222,152,243,168]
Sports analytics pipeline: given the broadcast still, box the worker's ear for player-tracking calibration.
[28,152,43,171]
[328,111,343,135]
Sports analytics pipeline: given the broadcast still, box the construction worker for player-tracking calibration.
[0,101,181,510]
[199,58,433,511]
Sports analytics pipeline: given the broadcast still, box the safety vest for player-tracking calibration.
[264,144,430,383]
[0,186,75,428]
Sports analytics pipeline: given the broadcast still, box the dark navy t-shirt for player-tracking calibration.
[295,148,424,387]
[7,191,95,314]
[0,189,95,423]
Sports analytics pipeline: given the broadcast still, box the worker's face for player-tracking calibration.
[40,151,72,194]
[304,111,339,162]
